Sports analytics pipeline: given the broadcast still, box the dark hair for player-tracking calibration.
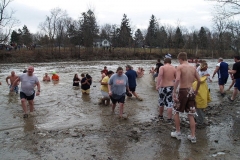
[116,67,123,73]
[81,73,85,77]
[86,74,92,79]
[74,74,78,79]
[107,70,114,75]
[164,58,171,64]
[234,56,240,60]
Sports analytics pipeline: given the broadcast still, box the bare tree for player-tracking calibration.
[208,0,240,17]
[0,0,19,43]
[39,8,68,50]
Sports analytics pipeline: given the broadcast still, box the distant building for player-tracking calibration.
[93,39,111,48]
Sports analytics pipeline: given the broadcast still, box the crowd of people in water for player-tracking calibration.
[1,52,240,144]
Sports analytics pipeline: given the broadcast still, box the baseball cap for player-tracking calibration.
[164,53,172,59]
[125,64,132,68]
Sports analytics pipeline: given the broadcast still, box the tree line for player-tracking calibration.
[1,0,240,57]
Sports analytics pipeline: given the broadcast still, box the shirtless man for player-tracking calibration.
[11,66,40,118]
[171,52,200,143]
[43,73,51,81]
[6,71,19,93]
[156,58,176,123]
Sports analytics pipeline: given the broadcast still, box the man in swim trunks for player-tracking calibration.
[156,58,176,123]
[11,66,41,118]
[6,71,19,93]
[212,57,229,97]
[171,52,200,143]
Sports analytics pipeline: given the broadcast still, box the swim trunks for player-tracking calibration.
[158,86,173,108]
[9,85,19,94]
[174,88,196,114]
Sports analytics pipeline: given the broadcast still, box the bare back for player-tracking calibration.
[176,62,199,88]
[159,64,176,87]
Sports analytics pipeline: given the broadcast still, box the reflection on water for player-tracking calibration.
[23,116,35,132]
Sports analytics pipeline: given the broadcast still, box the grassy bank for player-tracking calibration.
[0,47,235,63]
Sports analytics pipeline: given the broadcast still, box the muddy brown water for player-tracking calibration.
[0,60,240,160]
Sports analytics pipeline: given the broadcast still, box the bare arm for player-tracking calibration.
[10,77,20,91]
[101,81,108,85]
[194,70,201,94]
[6,76,10,85]
[173,66,181,94]
[156,67,163,90]
[108,84,112,96]
[212,66,219,78]
[228,69,236,75]
[36,81,41,96]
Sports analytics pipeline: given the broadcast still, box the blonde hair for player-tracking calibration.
[177,52,187,61]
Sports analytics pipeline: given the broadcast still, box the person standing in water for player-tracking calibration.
[11,66,41,118]
[156,57,176,123]
[108,67,130,118]
[6,71,19,93]
[171,52,200,143]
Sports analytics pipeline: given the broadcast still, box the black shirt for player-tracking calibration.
[155,62,163,73]
[81,77,92,90]
[233,61,240,79]
[73,77,80,86]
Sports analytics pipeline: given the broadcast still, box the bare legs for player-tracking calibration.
[188,114,196,137]
[21,99,34,117]
[21,98,28,114]
[159,106,172,119]
[231,87,239,100]
[174,112,196,137]
[112,102,124,118]
[219,85,225,94]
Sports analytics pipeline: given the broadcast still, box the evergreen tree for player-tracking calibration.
[118,14,132,47]
[192,31,198,49]
[134,29,144,47]
[198,27,208,49]
[20,25,32,45]
[145,15,158,47]
[158,26,168,48]
[10,30,20,44]
[110,25,120,47]
[80,10,99,47]
[174,27,184,48]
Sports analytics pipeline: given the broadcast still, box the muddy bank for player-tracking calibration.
[0,60,240,160]
[1,98,240,160]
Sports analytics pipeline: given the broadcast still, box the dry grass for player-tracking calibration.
[0,46,235,63]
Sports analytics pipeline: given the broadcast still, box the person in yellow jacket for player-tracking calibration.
[193,62,212,126]
[99,70,114,106]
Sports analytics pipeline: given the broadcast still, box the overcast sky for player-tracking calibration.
[9,0,217,33]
